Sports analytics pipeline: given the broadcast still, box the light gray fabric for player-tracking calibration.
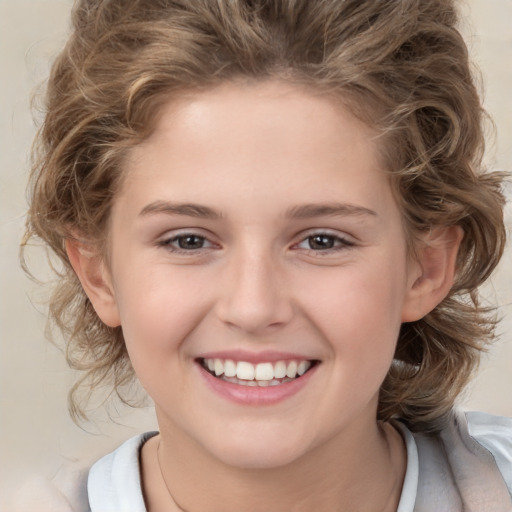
[87,411,512,511]
[88,431,158,512]
[397,410,512,512]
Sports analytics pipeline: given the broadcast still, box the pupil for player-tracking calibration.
[309,235,334,250]
[179,235,204,249]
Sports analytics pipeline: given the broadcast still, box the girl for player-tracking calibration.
[24,0,512,510]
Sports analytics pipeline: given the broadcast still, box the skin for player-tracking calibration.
[69,80,462,511]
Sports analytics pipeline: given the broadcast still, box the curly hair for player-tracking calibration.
[23,0,507,431]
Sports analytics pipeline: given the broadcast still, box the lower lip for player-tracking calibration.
[197,363,318,406]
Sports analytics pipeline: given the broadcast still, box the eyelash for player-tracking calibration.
[158,231,355,255]
[294,232,355,254]
[158,233,215,254]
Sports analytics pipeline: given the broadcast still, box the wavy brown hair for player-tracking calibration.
[23,0,507,431]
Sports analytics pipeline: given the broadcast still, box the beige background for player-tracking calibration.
[1,0,511,507]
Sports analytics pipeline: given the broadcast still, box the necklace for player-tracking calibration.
[157,439,188,512]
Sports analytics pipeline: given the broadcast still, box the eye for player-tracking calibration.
[307,234,337,250]
[159,233,215,252]
[175,234,206,250]
[295,232,354,252]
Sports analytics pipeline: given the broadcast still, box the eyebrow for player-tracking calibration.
[139,201,377,220]
[139,201,222,219]
[285,203,377,219]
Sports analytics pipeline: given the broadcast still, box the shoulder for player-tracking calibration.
[463,410,512,493]
[409,409,512,509]
[88,431,158,512]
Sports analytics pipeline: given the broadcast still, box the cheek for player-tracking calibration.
[305,262,406,331]
[298,254,407,370]
[112,278,209,403]
[111,266,211,367]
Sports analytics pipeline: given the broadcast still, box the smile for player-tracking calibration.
[200,358,316,387]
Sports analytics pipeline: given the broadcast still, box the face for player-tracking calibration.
[100,81,421,468]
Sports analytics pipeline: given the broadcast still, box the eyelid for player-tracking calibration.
[292,229,356,251]
[157,228,220,252]
[155,228,355,253]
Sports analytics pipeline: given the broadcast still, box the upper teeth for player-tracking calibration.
[204,358,312,381]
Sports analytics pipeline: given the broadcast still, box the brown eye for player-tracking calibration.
[295,232,355,253]
[177,235,205,249]
[160,233,214,252]
[307,234,336,250]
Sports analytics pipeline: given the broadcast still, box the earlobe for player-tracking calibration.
[65,238,121,327]
[401,226,463,322]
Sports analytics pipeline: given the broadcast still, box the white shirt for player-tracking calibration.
[84,410,512,511]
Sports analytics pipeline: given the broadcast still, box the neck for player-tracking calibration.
[143,412,406,512]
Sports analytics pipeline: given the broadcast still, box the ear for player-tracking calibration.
[401,226,463,322]
[65,238,121,327]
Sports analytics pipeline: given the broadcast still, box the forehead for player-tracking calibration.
[118,80,397,222]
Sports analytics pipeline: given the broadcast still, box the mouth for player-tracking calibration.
[198,358,319,387]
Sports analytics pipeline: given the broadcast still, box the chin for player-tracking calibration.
[200,429,312,470]
[214,445,306,470]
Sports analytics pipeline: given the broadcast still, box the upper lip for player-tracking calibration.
[196,350,317,364]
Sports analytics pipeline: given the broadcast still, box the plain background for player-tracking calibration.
[1,0,511,507]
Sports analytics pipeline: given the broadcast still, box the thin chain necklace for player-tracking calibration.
[157,439,188,512]
[156,431,402,512]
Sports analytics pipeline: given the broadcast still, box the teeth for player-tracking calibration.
[224,359,237,377]
[286,360,298,378]
[214,358,223,376]
[202,358,313,383]
[297,360,309,376]
[236,361,255,380]
[255,363,274,381]
[221,376,294,387]
[274,361,287,379]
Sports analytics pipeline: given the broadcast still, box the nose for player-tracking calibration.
[215,247,294,335]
